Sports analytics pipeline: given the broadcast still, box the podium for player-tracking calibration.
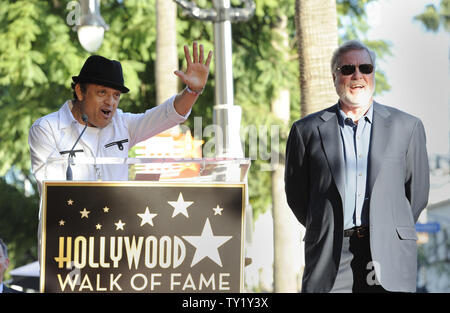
[39,157,250,293]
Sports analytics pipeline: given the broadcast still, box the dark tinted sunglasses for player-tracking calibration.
[336,64,374,75]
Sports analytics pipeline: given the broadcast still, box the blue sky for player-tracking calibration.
[367,0,450,156]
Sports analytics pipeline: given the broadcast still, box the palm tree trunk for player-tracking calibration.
[271,13,302,293]
[295,0,338,116]
[290,0,339,292]
[272,160,303,292]
[156,0,179,105]
[156,0,180,136]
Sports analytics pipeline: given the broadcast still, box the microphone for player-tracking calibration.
[345,117,355,127]
[66,114,89,181]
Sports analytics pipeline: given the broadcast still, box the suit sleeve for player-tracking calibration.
[405,119,430,222]
[284,123,309,226]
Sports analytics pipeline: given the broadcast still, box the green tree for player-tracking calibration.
[0,177,39,273]
[415,0,450,32]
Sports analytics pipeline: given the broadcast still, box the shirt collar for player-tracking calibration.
[58,100,78,130]
[337,101,373,126]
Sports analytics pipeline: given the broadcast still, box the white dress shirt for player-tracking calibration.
[29,95,188,195]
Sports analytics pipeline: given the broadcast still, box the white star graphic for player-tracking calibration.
[182,218,232,267]
[137,207,158,227]
[213,205,223,215]
[167,192,194,218]
[80,208,90,219]
[115,220,126,230]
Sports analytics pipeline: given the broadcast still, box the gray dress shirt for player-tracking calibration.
[337,103,373,230]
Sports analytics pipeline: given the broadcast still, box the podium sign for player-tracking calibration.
[40,181,245,293]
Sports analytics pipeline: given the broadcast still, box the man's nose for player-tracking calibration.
[352,66,364,79]
[104,94,116,106]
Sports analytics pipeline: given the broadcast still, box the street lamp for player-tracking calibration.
[174,0,256,260]
[76,0,109,53]
[173,0,255,158]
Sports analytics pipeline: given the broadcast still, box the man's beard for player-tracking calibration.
[336,83,374,107]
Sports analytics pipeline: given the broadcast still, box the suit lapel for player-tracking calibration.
[318,104,345,205]
[367,102,392,195]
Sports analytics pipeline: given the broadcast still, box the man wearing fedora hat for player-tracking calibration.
[29,42,212,195]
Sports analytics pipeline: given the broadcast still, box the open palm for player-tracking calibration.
[174,42,213,92]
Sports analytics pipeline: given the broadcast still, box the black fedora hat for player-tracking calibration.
[72,55,130,93]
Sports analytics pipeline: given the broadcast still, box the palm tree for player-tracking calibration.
[156,0,179,105]
[415,0,450,32]
[155,0,181,137]
[271,13,303,293]
[295,0,338,116]
[290,0,338,291]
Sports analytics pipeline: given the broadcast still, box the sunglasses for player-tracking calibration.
[336,64,374,75]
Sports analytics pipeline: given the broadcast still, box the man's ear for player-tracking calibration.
[75,84,84,101]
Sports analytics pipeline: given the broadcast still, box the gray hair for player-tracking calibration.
[0,238,7,258]
[331,40,376,73]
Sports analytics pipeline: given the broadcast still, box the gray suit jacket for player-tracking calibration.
[285,101,429,292]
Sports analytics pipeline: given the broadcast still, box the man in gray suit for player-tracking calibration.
[285,40,429,293]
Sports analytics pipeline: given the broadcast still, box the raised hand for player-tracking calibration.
[174,42,213,93]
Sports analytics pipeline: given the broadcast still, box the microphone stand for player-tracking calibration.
[66,114,89,181]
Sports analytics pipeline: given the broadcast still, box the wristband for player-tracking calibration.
[185,86,204,95]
